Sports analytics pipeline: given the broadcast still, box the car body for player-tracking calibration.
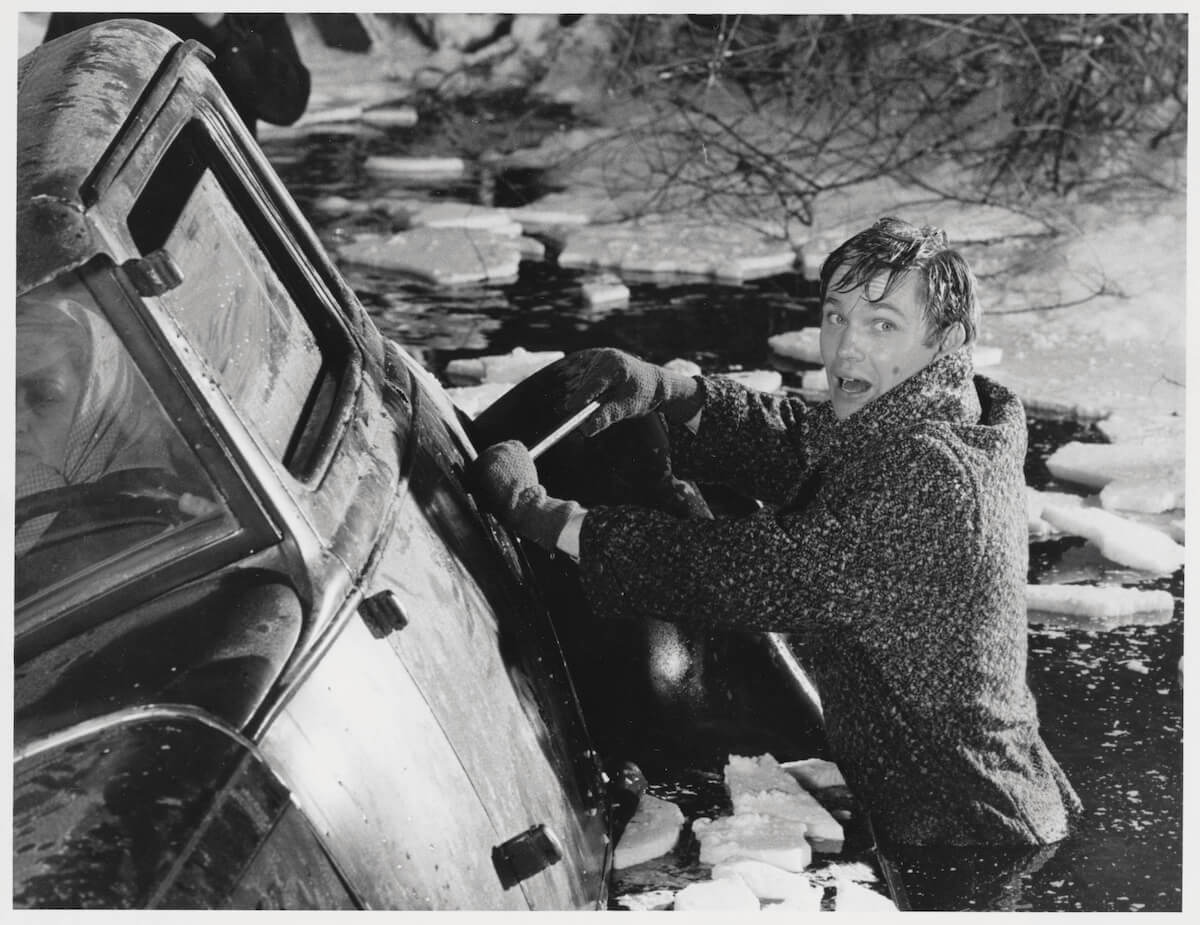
[14,19,610,909]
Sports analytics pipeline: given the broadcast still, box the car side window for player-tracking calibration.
[15,277,236,608]
[128,122,339,475]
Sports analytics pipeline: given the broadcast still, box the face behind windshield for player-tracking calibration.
[15,278,232,605]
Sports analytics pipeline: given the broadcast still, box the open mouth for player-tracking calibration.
[836,376,871,395]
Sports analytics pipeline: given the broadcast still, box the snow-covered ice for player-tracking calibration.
[672,876,761,911]
[1026,583,1175,625]
[581,275,630,307]
[781,757,846,790]
[443,347,564,386]
[338,227,524,285]
[1099,478,1183,515]
[724,754,844,852]
[1046,439,1184,497]
[768,328,822,365]
[613,793,686,870]
[445,382,513,418]
[692,813,813,872]
[363,154,467,180]
[558,220,797,282]
[1039,503,1185,574]
[834,877,899,913]
[712,857,823,906]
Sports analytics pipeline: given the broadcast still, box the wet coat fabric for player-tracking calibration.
[44,13,310,136]
[577,348,1082,845]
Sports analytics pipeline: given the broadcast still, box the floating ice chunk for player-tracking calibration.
[1026,583,1175,623]
[294,103,365,126]
[1046,439,1184,495]
[712,858,823,906]
[733,790,844,853]
[767,328,822,365]
[581,275,630,308]
[834,877,898,913]
[361,104,418,128]
[781,757,846,790]
[613,793,686,870]
[724,754,803,799]
[673,876,760,911]
[338,228,522,285]
[724,754,843,853]
[1040,503,1185,574]
[692,813,812,872]
[445,383,514,418]
[723,370,783,393]
[558,220,796,283]
[1026,487,1086,536]
[443,347,565,386]
[364,155,467,180]
[390,200,522,236]
[1099,478,1183,514]
[614,889,675,912]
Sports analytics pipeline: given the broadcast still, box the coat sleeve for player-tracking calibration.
[666,375,832,506]
[578,431,982,637]
[209,14,311,127]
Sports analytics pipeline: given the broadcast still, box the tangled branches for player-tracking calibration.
[596,14,1186,223]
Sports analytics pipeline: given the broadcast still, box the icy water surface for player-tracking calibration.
[266,108,1183,912]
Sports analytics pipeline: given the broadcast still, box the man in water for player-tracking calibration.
[473,216,1081,846]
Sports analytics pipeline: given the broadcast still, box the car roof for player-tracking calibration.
[17,18,205,295]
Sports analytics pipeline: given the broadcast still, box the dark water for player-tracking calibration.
[266,106,1184,912]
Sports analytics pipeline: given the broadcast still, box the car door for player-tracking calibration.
[117,91,607,908]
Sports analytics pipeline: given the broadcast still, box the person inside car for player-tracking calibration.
[472,216,1082,847]
[15,294,215,586]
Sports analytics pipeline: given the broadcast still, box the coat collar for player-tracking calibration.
[822,348,982,454]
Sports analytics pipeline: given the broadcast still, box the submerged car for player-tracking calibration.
[14,19,613,909]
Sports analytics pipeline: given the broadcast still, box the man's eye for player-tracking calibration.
[875,320,896,333]
[824,312,844,326]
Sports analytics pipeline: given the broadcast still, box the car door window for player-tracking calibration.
[14,276,236,609]
[128,122,339,475]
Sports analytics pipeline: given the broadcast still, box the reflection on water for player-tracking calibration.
[269,119,1183,912]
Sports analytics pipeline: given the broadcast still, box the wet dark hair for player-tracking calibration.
[818,216,979,345]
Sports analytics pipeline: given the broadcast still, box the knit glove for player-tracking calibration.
[558,348,702,437]
[471,441,584,551]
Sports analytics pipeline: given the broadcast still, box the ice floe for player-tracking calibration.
[1026,583,1175,627]
[581,274,630,307]
[768,327,822,365]
[712,858,824,907]
[725,753,844,853]
[1038,502,1185,574]
[781,757,847,791]
[1046,439,1184,509]
[673,876,761,911]
[613,793,686,870]
[443,347,564,386]
[445,382,513,418]
[386,199,522,236]
[338,228,525,285]
[692,812,813,872]
[558,220,797,282]
[363,154,468,181]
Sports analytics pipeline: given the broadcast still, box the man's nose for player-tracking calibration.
[836,324,864,360]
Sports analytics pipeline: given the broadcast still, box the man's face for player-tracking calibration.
[819,268,940,420]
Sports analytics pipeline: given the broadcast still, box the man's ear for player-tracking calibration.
[938,322,966,354]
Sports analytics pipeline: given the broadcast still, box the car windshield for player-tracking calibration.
[14,274,238,609]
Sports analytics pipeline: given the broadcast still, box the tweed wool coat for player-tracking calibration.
[577,349,1082,845]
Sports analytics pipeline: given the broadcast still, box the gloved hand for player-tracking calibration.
[471,440,585,551]
[558,348,702,437]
